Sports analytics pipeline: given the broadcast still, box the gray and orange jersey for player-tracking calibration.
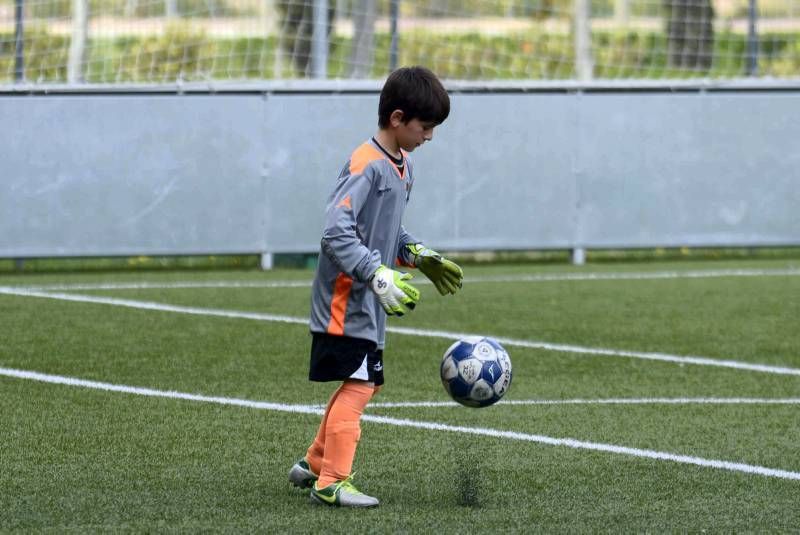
[309,138,421,349]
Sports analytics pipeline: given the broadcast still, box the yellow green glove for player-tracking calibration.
[405,244,463,296]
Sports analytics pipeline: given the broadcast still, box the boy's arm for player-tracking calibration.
[320,171,381,283]
[321,168,420,315]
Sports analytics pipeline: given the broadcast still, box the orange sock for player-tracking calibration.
[316,381,375,488]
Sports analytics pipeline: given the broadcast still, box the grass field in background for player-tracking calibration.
[1,258,798,531]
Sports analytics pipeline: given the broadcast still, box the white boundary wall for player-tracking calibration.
[2,81,799,258]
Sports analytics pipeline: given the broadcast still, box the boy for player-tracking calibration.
[288,66,464,508]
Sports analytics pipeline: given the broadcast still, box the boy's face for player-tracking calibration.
[391,111,437,152]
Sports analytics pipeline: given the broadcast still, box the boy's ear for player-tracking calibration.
[389,109,405,127]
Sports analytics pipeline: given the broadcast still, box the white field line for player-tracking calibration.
[8,266,800,291]
[0,286,306,325]
[385,325,800,376]
[0,367,321,415]
[359,413,800,482]
[470,267,800,283]
[369,398,800,408]
[16,280,314,291]
[1,366,799,482]
[2,285,799,377]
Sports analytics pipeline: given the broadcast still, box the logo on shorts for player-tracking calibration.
[373,362,383,372]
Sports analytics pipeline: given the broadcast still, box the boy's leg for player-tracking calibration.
[316,380,374,488]
[303,333,376,475]
[291,382,377,489]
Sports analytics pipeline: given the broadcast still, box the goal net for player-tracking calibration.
[1,0,799,85]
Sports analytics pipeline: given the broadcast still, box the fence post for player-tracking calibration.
[574,0,593,80]
[67,0,88,83]
[746,0,759,76]
[165,0,177,18]
[311,0,328,79]
[14,0,24,81]
[389,0,399,71]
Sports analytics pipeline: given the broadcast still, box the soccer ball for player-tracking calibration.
[440,336,512,408]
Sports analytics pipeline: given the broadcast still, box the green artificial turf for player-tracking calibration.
[1,259,798,531]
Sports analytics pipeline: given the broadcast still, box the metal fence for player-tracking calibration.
[3,0,800,85]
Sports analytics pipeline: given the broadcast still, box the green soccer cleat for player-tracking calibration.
[288,458,318,489]
[310,475,379,508]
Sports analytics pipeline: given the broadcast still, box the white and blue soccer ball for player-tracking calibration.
[440,336,512,408]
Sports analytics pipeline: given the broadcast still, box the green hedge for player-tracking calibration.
[2,28,799,83]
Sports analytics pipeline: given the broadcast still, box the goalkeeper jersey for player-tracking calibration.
[309,138,421,349]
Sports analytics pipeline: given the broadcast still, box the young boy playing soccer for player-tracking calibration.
[288,66,464,508]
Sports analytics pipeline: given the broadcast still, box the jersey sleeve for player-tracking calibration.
[395,225,421,268]
[320,164,382,283]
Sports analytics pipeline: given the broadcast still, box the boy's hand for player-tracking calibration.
[370,265,421,316]
[406,244,464,296]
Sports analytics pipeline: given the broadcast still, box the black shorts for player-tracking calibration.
[309,332,384,386]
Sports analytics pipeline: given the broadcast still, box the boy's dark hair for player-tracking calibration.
[378,66,450,128]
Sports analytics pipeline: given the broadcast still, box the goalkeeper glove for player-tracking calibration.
[369,265,421,316]
[406,244,464,296]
